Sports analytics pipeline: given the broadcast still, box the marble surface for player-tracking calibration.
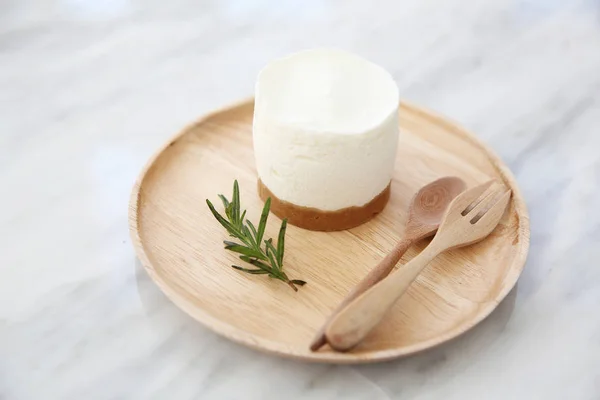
[1,0,600,398]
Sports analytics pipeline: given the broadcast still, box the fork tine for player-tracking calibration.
[471,190,511,228]
[466,188,502,219]
[448,180,495,215]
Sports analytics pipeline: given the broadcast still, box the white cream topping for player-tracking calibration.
[253,48,400,211]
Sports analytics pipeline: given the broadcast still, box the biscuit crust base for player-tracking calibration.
[257,180,391,231]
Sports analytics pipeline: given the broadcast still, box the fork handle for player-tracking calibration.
[325,245,439,351]
[309,238,413,351]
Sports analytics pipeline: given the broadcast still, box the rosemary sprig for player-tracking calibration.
[206,180,306,292]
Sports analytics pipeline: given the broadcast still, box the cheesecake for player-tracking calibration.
[253,49,400,231]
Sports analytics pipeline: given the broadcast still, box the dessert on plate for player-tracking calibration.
[253,48,400,231]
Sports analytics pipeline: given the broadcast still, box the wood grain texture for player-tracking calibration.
[309,176,466,351]
[326,183,511,351]
[128,99,530,364]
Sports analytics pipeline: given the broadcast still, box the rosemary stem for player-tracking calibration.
[207,180,306,292]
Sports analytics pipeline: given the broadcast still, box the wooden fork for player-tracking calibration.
[325,180,511,351]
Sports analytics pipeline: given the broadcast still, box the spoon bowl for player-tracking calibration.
[405,176,467,237]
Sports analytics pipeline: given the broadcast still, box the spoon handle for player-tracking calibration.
[309,237,413,351]
[325,245,439,351]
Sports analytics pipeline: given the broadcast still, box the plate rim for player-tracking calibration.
[128,98,530,364]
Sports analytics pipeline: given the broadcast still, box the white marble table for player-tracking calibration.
[2,0,600,398]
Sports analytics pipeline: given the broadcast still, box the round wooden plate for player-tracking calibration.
[129,99,529,363]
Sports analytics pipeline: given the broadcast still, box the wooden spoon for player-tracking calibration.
[309,176,466,351]
[325,180,512,351]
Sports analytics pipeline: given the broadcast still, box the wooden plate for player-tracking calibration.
[129,99,529,363]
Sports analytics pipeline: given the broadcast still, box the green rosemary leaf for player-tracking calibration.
[206,200,233,231]
[218,194,230,209]
[232,180,240,222]
[290,279,307,286]
[209,208,245,246]
[241,225,256,247]
[223,242,264,259]
[246,220,258,241]
[225,202,234,220]
[240,256,272,271]
[264,239,279,271]
[276,219,287,267]
[265,239,281,270]
[232,265,269,274]
[256,197,271,245]
[238,255,254,264]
